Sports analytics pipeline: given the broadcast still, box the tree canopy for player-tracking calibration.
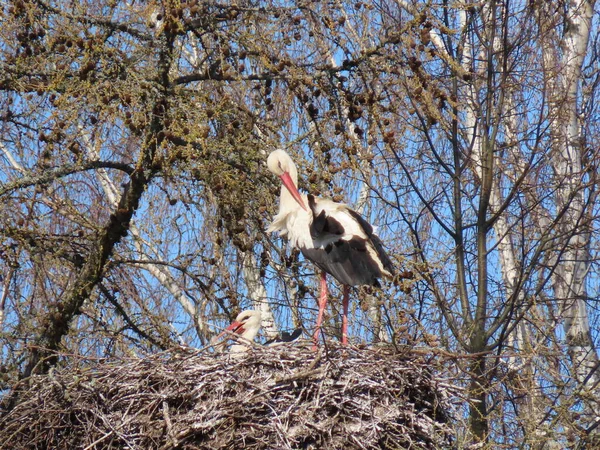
[1,0,599,446]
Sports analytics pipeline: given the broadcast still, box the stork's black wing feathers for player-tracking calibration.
[303,195,395,286]
[368,233,395,274]
[263,328,303,346]
[308,194,345,239]
[346,208,374,236]
[347,208,394,275]
[302,239,381,286]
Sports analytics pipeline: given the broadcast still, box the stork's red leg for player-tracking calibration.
[312,272,328,349]
[341,285,350,345]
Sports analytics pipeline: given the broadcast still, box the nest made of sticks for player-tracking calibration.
[1,343,458,450]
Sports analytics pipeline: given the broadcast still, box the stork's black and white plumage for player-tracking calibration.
[213,309,303,354]
[263,328,303,346]
[213,310,263,354]
[266,149,394,346]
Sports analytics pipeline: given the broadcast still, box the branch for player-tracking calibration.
[99,284,167,350]
[0,161,134,197]
[22,28,178,377]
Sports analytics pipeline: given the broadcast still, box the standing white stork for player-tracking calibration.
[266,149,394,346]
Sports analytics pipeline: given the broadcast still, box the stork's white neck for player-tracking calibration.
[229,323,261,354]
[239,323,261,341]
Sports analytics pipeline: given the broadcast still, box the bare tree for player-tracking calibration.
[1,0,599,446]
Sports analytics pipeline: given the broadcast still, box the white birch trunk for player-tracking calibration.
[241,251,278,339]
[0,268,12,329]
[80,133,205,339]
[541,0,599,394]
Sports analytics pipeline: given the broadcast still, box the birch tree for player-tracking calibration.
[1,1,599,446]
[539,0,600,435]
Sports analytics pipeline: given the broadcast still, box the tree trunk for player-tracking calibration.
[86,132,206,342]
[22,32,177,377]
[540,0,599,410]
[242,251,278,339]
[469,353,489,441]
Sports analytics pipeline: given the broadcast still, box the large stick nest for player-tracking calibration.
[1,343,458,449]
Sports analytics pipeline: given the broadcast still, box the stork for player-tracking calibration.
[263,328,303,346]
[266,149,394,347]
[213,310,263,354]
[213,310,302,354]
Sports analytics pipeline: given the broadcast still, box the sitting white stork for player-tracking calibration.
[213,310,302,354]
[266,149,394,347]
[212,310,263,354]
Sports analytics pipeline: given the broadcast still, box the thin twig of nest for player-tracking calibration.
[1,343,458,449]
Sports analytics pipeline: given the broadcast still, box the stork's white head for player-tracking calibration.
[267,150,307,211]
[267,149,295,177]
[212,310,263,355]
[225,310,262,340]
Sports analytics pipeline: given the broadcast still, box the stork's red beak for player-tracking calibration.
[280,172,307,211]
[215,320,246,340]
